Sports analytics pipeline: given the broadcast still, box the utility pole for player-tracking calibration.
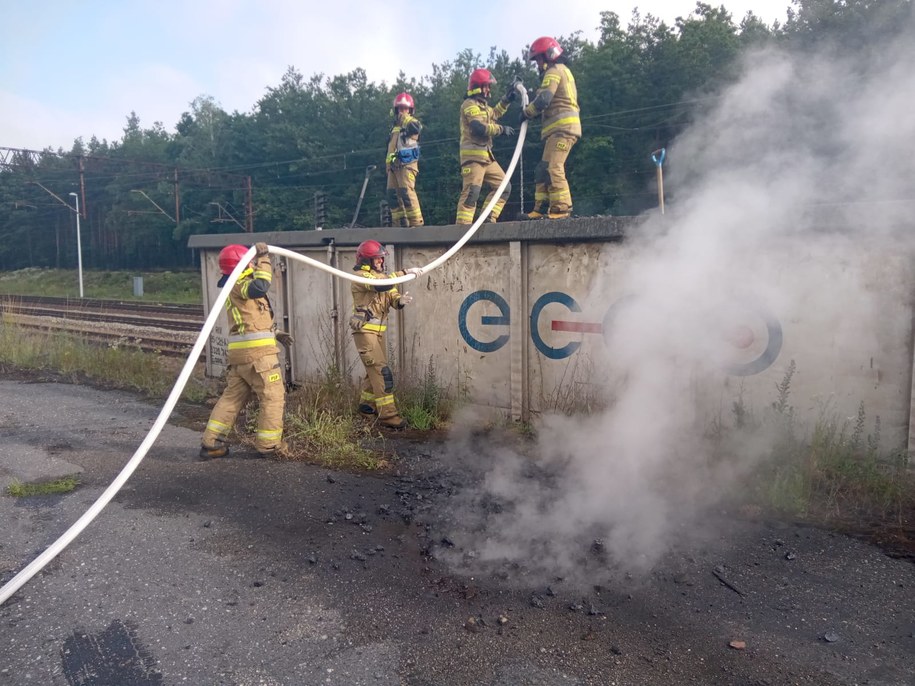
[246,176,254,232]
[314,191,327,230]
[68,193,84,298]
[174,168,181,224]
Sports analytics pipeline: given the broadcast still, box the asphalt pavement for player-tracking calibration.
[1,378,913,686]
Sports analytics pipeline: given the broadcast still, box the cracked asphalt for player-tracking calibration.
[1,378,914,686]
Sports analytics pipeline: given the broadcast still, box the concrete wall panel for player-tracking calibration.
[191,220,915,453]
[398,244,513,410]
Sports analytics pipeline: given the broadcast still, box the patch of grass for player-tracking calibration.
[6,475,80,497]
[399,356,453,430]
[276,366,387,470]
[285,409,384,470]
[0,316,212,402]
[728,360,914,523]
[0,267,200,303]
[537,353,606,416]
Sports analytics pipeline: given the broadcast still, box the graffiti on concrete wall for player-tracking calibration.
[458,290,783,377]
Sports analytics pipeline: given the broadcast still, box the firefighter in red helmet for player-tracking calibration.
[455,68,517,225]
[350,240,423,429]
[385,92,424,227]
[199,242,293,459]
[519,36,581,220]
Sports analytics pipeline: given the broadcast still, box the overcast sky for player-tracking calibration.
[1,0,790,151]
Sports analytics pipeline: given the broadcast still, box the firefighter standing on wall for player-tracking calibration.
[386,93,424,227]
[455,69,517,225]
[350,240,423,429]
[200,242,293,459]
[519,36,581,220]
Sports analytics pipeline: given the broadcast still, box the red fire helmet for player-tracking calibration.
[467,68,496,95]
[392,92,415,112]
[356,239,388,265]
[218,244,250,275]
[527,36,563,62]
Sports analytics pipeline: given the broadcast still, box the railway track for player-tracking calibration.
[0,295,205,357]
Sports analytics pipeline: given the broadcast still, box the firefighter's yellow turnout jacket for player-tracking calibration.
[385,110,424,227]
[350,265,409,424]
[201,255,285,454]
[522,63,581,141]
[455,94,512,224]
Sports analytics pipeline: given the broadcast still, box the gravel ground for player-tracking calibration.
[0,377,913,686]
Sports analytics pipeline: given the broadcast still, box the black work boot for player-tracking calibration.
[199,441,229,461]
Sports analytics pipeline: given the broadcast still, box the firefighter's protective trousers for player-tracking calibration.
[386,163,423,227]
[201,256,285,453]
[203,354,285,451]
[353,329,400,421]
[533,133,578,214]
[456,161,508,224]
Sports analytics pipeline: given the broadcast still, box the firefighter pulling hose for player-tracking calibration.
[0,82,529,607]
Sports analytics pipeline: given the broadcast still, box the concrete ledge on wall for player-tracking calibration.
[187,215,643,251]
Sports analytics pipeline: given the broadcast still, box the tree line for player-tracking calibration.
[0,0,910,271]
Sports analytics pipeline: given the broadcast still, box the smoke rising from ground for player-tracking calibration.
[441,15,915,586]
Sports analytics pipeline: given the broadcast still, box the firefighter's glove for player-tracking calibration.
[404,267,424,277]
[501,125,516,137]
[503,84,517,102]
[275,331,294,348]
[254,242,269,257]
[399,292,414,306]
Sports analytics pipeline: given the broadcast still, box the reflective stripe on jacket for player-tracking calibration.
[525,63,581,140]
[228,331,277,350]
[224,257,279,364]
[386,112,421,168]
[458,96,509,166]
[350,265,406,334]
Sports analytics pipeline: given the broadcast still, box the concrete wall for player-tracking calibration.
[189,217,915,454]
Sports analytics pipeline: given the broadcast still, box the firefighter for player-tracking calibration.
[455,68,517,225]
[519,36,581,220]
[385,92,424,227]
[350,239,423,429]
[199,242,293,459]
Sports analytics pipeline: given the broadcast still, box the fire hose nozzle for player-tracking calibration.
[513,77,528,107]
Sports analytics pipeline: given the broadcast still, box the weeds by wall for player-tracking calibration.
[719,360,913,522]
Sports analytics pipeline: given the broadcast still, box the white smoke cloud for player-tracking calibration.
[439,14,915,587]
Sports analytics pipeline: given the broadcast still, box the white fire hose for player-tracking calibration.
[0,84,530,606]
